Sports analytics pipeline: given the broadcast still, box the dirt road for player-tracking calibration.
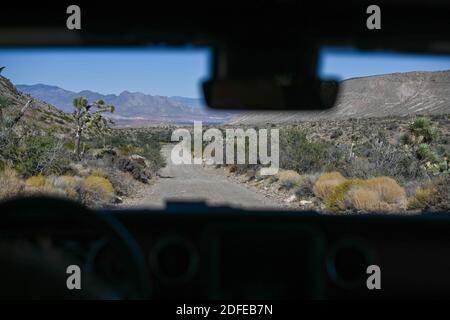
[122,144,282,209]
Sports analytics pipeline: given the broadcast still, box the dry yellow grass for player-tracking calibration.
[0,168,115,206]
[407,184,436,210]
[277,170,303,188]
[324,179,363,211]
[0,167,23,200]
[84,175,114,193]
[83,175,114,205]
[362,177,406,206]
[323,176,407,212]
[52,175,81,200]
[313,171,347,199]
[24,175,66,197]
[345,177,407,211]
[25,175,47,188]
[346,188,381,211]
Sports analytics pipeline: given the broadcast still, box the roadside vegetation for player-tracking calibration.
[223,115,450,213]
[0,93,168,208]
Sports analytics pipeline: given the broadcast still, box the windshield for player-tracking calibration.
[1,47,449,213]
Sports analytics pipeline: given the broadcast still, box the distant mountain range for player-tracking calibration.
[17,84,235,126]
[0,76,74,132]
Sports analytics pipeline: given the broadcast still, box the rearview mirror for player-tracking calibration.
[202,44,339,110]
[203,76,339,110]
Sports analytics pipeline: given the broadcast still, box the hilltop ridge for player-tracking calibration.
[229,70,450,125]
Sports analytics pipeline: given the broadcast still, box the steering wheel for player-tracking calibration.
[0,196,151,299]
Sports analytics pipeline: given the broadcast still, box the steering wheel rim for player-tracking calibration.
[0,196,151,299]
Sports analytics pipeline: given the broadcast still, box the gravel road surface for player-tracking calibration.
[123,144,282,209]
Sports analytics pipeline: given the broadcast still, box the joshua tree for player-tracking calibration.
[72,97,115,160]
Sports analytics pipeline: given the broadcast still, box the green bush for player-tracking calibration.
[409,117,438,143]
[277,126,428,183]
[280,128,333,173]
[10,134,69,177]
[0,96,9,108]
[116,143,142,156]
[86,130,166,175]
[417,143,441,163]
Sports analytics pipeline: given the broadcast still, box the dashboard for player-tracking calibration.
[1,198,450,299]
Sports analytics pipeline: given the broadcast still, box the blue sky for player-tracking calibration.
[0,47,449,98]
[319,47,450,80]
[0,47,210,98]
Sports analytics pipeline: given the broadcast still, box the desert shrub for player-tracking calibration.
[116,144,143,156]
[324,179,363,211]
[278,127,426,183]
[23,175,66,198]
[294,174,318,198]
[0,96,9,108]
[435,144,450,159]
[346,187,382,212]
[409,117,438,143]
[141,141,166,173]
[347,142,427,183]
[280,128,333,173]
[361,177,407,207]
[277,170,303,189]
[417,143,441,163]
[400,132,414,145]
[421,175,450,210]
[407,184,436,210]
[102,169,135,197]
[63,141,75,151]
[25,175,47,188]
[12,134,69,177]
[52,175,82,200]
[313,171,347,200]
[433,175,450,210]
[0,168,23,200]
[91,131,165,175]
[324,176,407,212]
[83,175,114,206]
[403,180,423,197]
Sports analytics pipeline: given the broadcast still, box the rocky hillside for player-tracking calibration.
[17,84,235,125]
[0,76,74,134]
[229,70,450,125]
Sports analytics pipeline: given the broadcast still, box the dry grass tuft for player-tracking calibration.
[277,170,303,189]
[0,168,23,200]
[24,175,66,197]
[83,175,115,206]
[25,175,47,188]
[362,177,406,206]
[323,176,407,212]
[52,175,82,200]
[407,183,437,210]
[346,188,381,211]
[324,179,363,211]
[313,171,347,199]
